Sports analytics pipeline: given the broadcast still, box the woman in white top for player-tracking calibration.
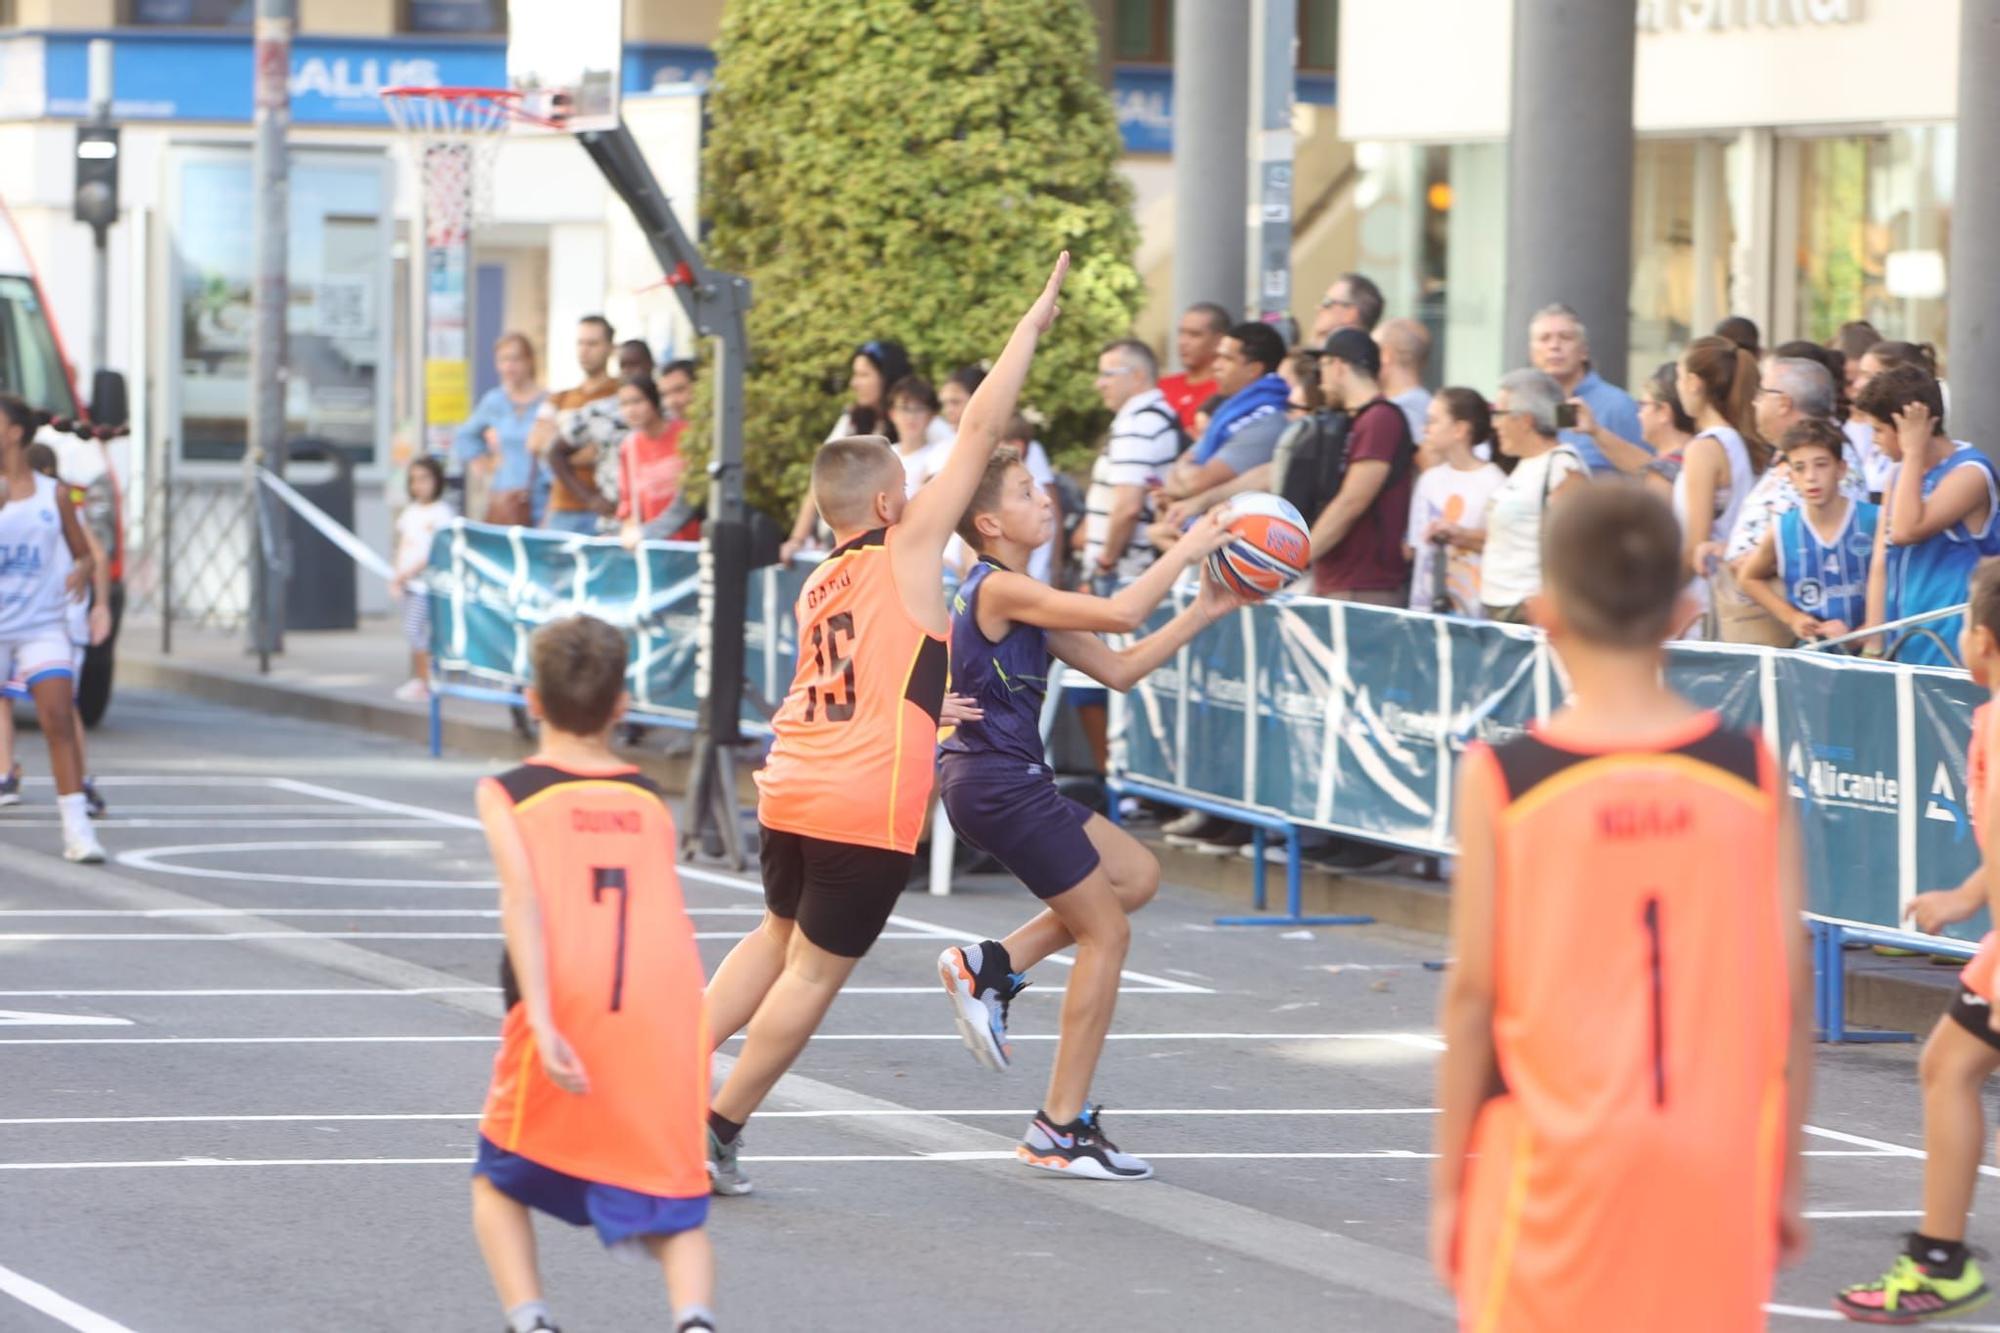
[780,338,952,561]
[1672,335,1765,637]
[1478,369,1588,623]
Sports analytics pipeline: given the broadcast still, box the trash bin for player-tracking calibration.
[278,436,358,633]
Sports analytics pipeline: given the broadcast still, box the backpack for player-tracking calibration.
[1134,399,1192,461]
[1274,399,1415,521]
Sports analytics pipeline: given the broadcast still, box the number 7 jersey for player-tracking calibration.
[757,526,949,854]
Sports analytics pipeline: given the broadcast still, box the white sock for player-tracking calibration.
[505,1301,550,1333]
[57,792,91,842]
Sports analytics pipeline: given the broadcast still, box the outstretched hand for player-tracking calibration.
[1023,251,1071,335]
[1196,563,1248,619]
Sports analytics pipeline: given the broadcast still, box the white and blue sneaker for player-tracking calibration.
[1018,1105,1152,1181]
[938,941,1028,1072]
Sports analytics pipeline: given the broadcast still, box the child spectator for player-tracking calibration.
[1406,388,1505,616]
[1735,420,1878,645]
[1858,363,2000,665]
[471,614,715,1333]
[390,456,452,703]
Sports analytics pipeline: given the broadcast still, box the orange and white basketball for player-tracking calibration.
[1206,493,1311,601]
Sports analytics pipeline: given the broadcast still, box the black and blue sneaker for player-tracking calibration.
[0,762,20,808]
[938,940,1028,1072]
[1018,1104,1153,1181]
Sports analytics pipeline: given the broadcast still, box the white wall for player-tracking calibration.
[1341,0,1961,142]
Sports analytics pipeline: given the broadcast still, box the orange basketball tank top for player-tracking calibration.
[756,526,948,854]
[478,763,709,1199]
[1958,703,2000,998]
[1454,715,1789,1333]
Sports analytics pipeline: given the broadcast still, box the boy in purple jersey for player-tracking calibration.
[935,449,1243,1179]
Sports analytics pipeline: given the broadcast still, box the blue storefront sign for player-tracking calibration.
[19,29,1329,153]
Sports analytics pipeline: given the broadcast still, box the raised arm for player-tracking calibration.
[981,512,1230,636]
[1047,567,1240,691]
[899,253,1069,554]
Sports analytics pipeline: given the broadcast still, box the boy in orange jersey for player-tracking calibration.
[472,615,714,1333]
[1431,485,1812,1333]
[700,253,1071,1195]
[1835,560,2000,1324]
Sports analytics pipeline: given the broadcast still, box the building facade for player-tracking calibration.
[1341,0,1959,395]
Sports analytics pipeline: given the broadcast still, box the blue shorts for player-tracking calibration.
[472,1136,708,1247]
[939,754,1099,899]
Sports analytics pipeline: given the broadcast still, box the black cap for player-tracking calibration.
[1320,326,1381,378]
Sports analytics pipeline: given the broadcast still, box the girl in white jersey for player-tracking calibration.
[0,396,103,862]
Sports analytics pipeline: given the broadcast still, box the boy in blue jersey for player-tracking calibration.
[1736,419,1879,645]
[935,449,1242,1179]
[1860,363,2000,666]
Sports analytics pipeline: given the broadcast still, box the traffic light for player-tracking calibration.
[73,124,120,237]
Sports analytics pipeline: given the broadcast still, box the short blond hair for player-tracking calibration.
[812,435,902,531]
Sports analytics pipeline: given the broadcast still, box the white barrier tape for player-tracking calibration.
[255,468,397,583]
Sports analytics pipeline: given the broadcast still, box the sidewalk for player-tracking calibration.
[111,615,1955,1039]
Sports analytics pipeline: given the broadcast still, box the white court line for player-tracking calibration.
[0,1107,1444,1126]
[275,778,1220,995]
[1766,1302,2000,1330]
[2,819,439,830]
[0,1260,138,1333]
[22,776,274,787]
[116,839,491,889]
[0,929,954,943]
[0,984,1174,998]
[0,1031,1448,1048]
[0,1149,1907,1172]
[1807,1123,2000,1180]
[0,907,762,919]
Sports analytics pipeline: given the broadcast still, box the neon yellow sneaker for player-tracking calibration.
[1836,1252,1990,1324]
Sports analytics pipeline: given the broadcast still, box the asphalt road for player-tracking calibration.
[0,689,1985,1332]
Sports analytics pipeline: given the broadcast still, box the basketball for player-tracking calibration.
[1206,492,1311,601]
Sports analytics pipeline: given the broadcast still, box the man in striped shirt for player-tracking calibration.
[1084,339,1184,590]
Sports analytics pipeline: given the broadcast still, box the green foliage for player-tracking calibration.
[691,0,1142,520]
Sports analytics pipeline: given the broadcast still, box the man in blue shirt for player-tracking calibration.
[1530,303,1647,476]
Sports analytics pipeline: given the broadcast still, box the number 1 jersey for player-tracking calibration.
[478,763,709,1199]
[757,526,948,854]
[1453,715,1790,1333]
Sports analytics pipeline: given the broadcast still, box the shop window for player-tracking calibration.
[403,0,507,35]
[125,0,251,24]
[1116,1,1340,68]
[1793,126,1953,364]
[1629,139,1739,378]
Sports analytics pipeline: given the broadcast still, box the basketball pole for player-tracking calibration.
[574,122,754,869]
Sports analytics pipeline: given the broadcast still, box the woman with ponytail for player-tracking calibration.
[1672,336,1765,636]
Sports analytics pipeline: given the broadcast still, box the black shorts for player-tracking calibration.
[759,824,913,959]
[1948,986,2000,1053]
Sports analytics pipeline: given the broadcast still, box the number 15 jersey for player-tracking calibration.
[757,526,948,854]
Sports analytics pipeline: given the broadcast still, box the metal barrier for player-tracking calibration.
[1810,914,1979,1044]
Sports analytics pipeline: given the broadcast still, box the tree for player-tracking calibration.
[695,0,1142,520]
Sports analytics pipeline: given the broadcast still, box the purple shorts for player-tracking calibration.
[472,1135,708,1247]
[939,754,1099,899]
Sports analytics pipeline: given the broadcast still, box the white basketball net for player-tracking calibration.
[381,89,514,248]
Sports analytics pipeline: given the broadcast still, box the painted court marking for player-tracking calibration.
[0,1259,138,1333]
[0,1107,1444,1126]
[0,929,949,943]
[259,778,1219,995]
[0,1031,1448,1048]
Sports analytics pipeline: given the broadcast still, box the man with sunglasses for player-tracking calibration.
[1310,272,1385,343]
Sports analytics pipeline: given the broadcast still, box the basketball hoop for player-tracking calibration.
[381,86,551,246]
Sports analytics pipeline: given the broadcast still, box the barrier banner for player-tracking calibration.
[426,521,770,732]
[1118,595,1189,790]
[1112,594,1990,932]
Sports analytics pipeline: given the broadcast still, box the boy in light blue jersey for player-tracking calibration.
[1860,363,2000,665]
[1737,418,1878,645]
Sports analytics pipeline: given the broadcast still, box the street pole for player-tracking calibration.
[1247,0,1296,337]
[1171,0,1249,363]
[247,0,292,671]
[86,41,111,384]
[1502,0,1635,384]
[1951,0,2000,466]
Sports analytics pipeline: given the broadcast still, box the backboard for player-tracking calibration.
[507,0,623,133]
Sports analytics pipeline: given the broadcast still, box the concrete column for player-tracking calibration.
[1503,1,1635,384]
[1172,0,1250,354]
[1950,1,2000,463]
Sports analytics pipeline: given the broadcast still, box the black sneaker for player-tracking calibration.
[1192,822,1252,852]
[938,941,1028,1072]
[1163,812,1235,847]
[502,1319,560,1333]
[81,777,106,820]
[1305,837,1399,873]
[1018,1104,1153,1180]
[678,1318,716,1333]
